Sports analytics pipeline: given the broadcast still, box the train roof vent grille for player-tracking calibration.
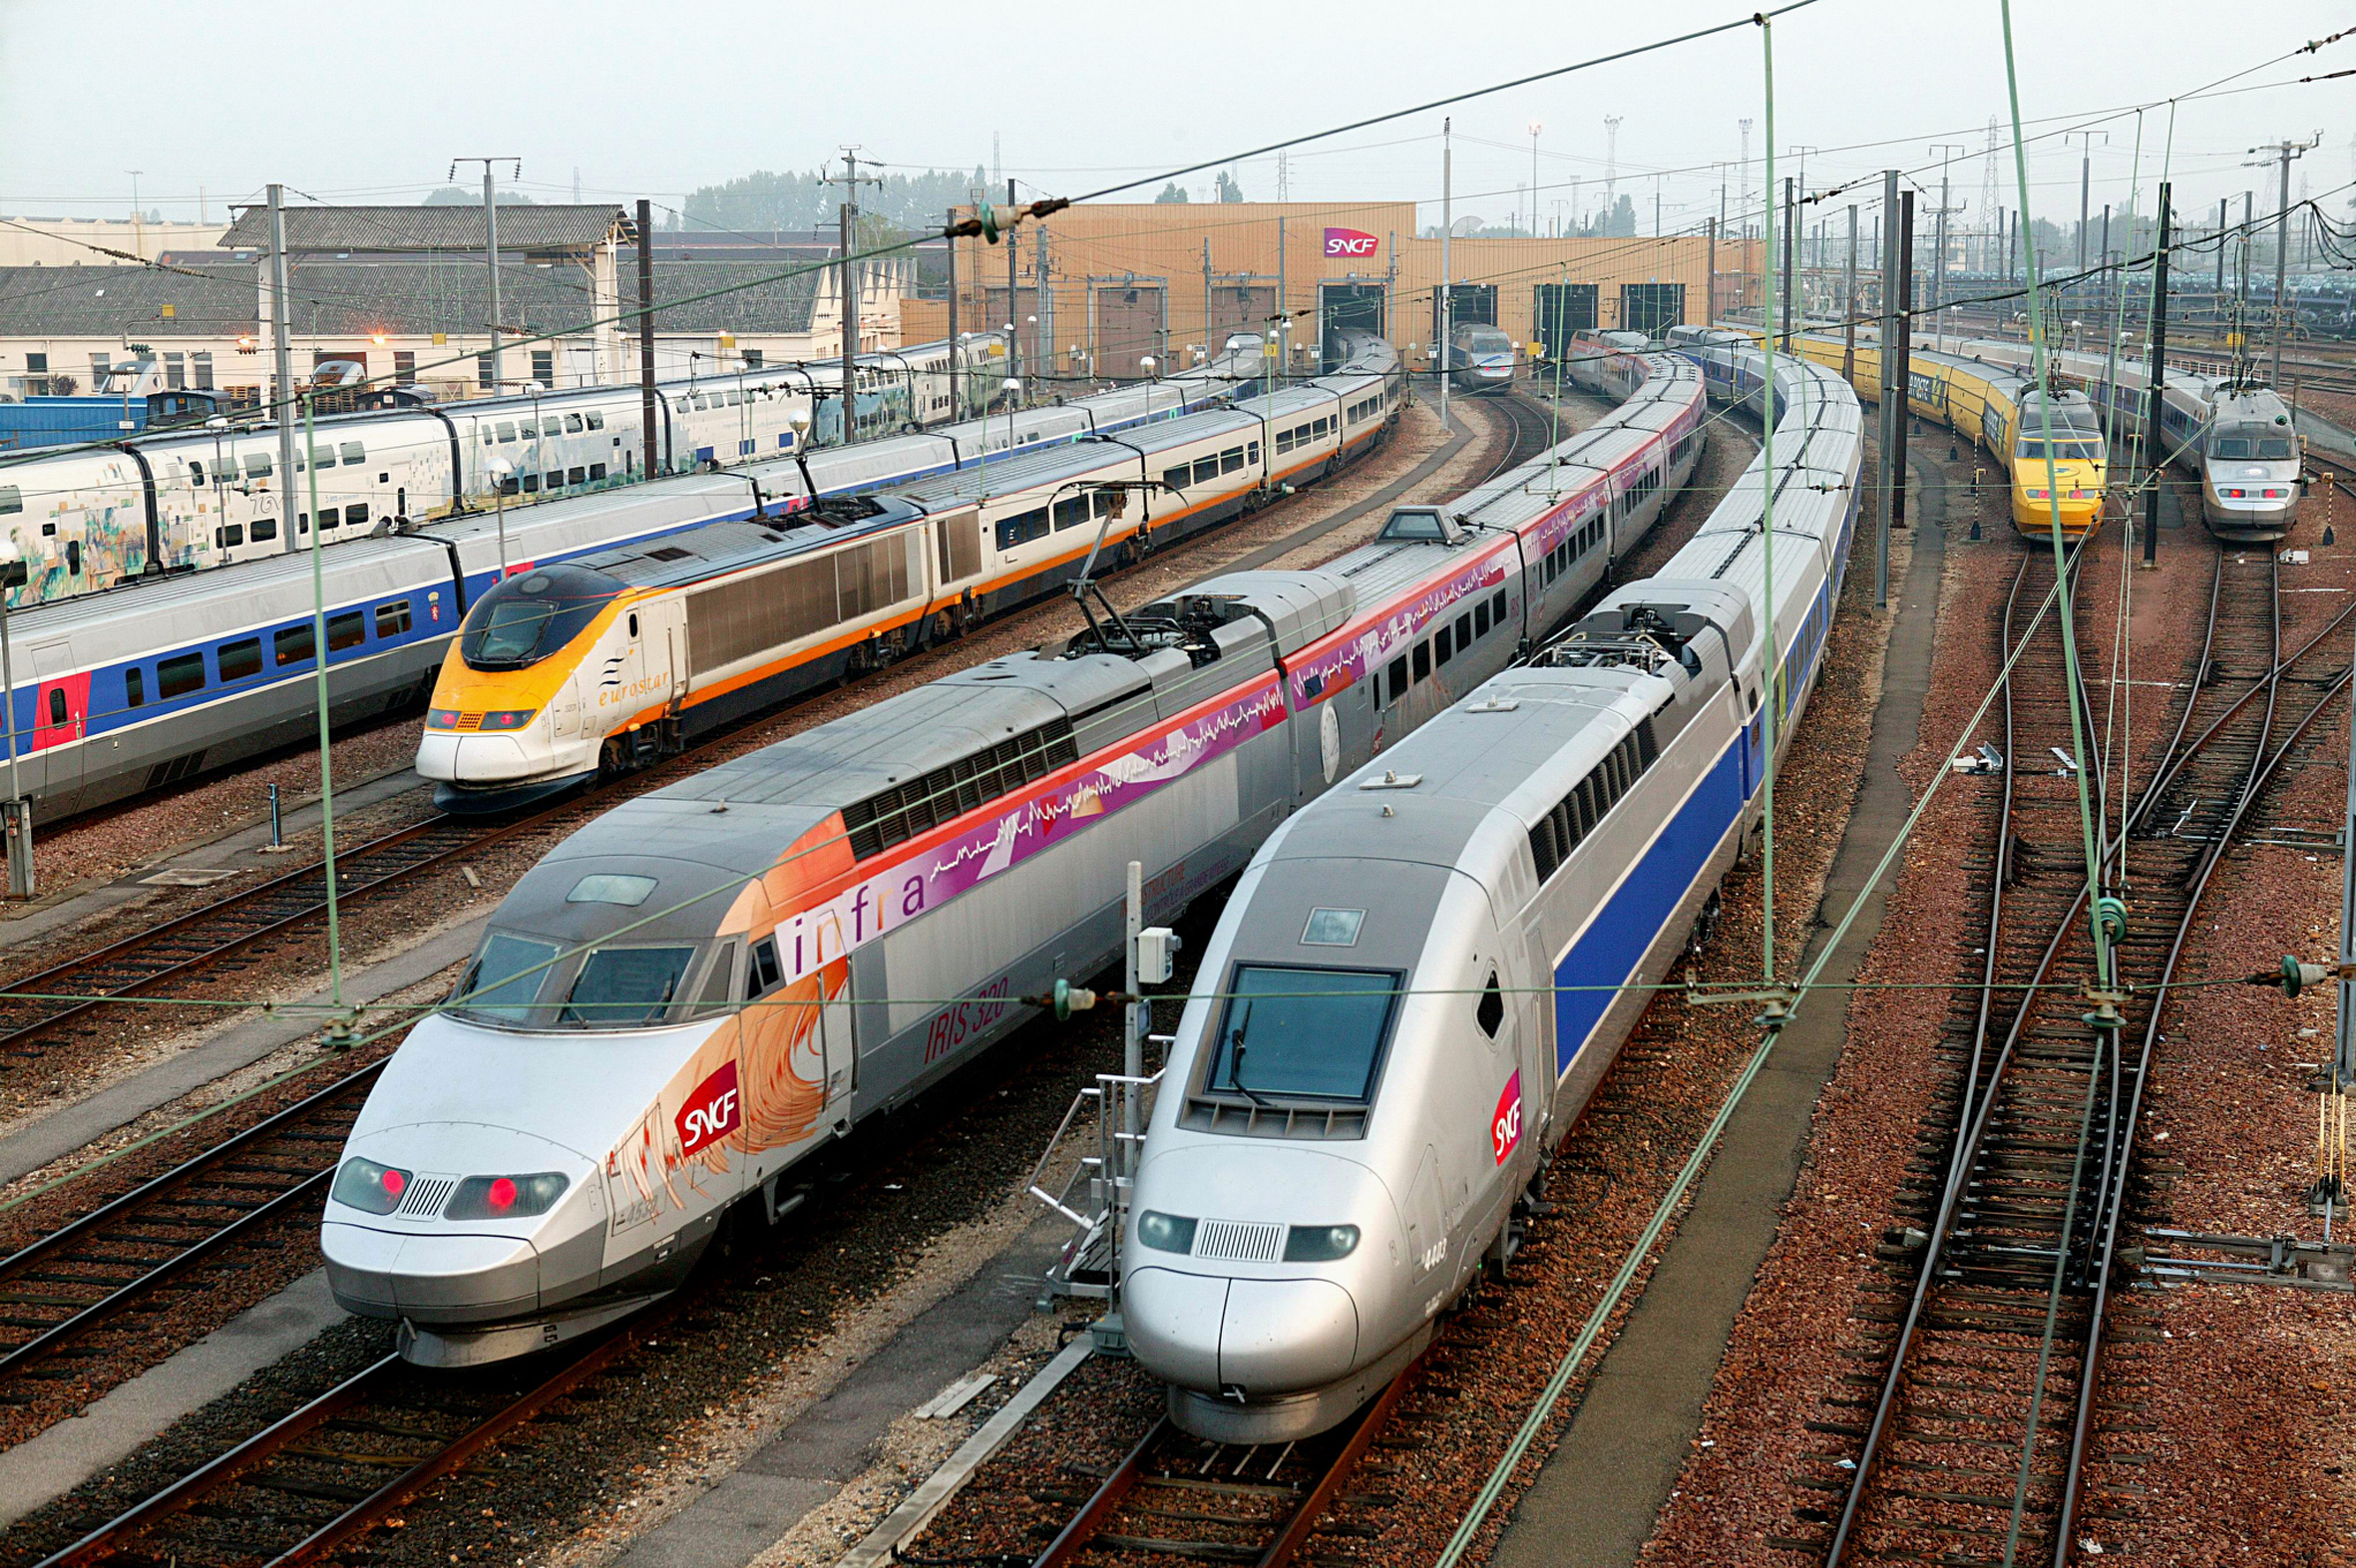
[644,546,695,563]
[398,1174,459,1219]
[1194,1220,1287,1263]
[841,716,1079,861]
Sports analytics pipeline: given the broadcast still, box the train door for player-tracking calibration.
[819,980,855,1132]
[29,638,85,797]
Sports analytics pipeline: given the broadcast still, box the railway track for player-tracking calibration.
[1777,536,2355,1566]
[0,1061,383,1403]
[0,395,1553,1514]
[1031,1360,1423,1568]
[32,1310,664,1568]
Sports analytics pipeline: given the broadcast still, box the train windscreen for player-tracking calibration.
[1207,965,1399,1103]
[2016,438,2103,462]
[459,563,626,671]
[2212,429,2295,461]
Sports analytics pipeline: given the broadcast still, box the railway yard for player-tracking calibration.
[4,9,2356,1568]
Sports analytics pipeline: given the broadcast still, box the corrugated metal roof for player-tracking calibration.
[219,203,631,254]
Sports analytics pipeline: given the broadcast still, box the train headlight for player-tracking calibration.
[426,708,462,729]
[1136,1211,1199,1254]
[1283,1224,1362,1262]
[2024,488,2050,501]
[2262,488,2288,499]
[331,1156,414,1215]
[2069,489,2098,500]
[2221,488,2246,499]
[444,1172,570,1220]
[478,709,538,731]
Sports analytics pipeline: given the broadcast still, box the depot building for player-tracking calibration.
[910,200,1765,383]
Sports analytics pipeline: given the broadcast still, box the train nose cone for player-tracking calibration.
[1125,1268,1227,1387]
[1125,1270,1361,1395]
[1216,1278,1359,1393]
[324,1225,542,1324]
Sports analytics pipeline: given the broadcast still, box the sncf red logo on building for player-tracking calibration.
[1324,226,1378,258]
[676,1060,742,1156]
[1491,1070,1523,1164]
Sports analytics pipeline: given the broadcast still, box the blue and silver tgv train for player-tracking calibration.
[1123,340,1863,1442]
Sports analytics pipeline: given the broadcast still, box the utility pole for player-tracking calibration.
[266,184,301,556]
[1706,216,1718,327]
[1843,203,1858,386]
[822,150,882,443]
[1440,117,1452,430]
[636,199,658,478]
[1893,189,1915,532]
[451,157,521,392]
[2070,132,2107,273]
[947,207,961,415]
[1779,179,1794,351]
[1877,170,1900,609]
[1930,144,1968,351]
[2248,135,2320,388]
[2144,183,2171,568]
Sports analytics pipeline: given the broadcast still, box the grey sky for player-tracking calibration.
[1,0,2348,241]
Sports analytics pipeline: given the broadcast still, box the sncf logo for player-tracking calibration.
[1324,226,1378,258]
[1491,1069,1523,1165]
[676,1060,742,1156]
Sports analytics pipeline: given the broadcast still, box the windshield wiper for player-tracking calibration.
[1223,1001,1273,1108]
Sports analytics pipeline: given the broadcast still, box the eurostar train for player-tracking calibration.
[315,345,1709,1367]
[0,355,1259,822]
[421,347,1405,810]
[1670,326,2107,540]
[1124,339,1862,1443]
[0,331,1037,611]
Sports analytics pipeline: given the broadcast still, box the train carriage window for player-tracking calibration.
[345,503,369,528]
[565,413,586,433]
[1455,612,1472,647]
[520,421,538,440]
[375,598,412,637]
[1163,465,1190,492]
[243,453,272,477]
[1248,441,1260,464]
[1490,591,1507,623]
[568,467,586,487]
[1274,430,1295,456]
[586,410,604,430]
[1193,456,1219,485]
[1383,654,1407,704]
[275,623,314,666]
[124,665,145,709]
[544,471,562,492]
[309,446,335,469]
[1411,641,1430,683]
[1434,625,1454,666]
[1052,495,1090,531]
[1474,600,1490,638]
[0,486,24,515]
[1221,447,1245,474]
[65,541,79,575]
[217,637,261,682]
[158,651,205,700]
[589,463,606,482]
[745,937,783,999]
[48,688,64,726]
[327,610,367,652]
[521,475,540,494]
[497,422,517,442]
[339,442,365,465]
[1476,974,1504,1038]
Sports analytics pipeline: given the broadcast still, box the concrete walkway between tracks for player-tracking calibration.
[1490,454,1951,1568]
[0,1269,345,1527]
[0,913,488,1188]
